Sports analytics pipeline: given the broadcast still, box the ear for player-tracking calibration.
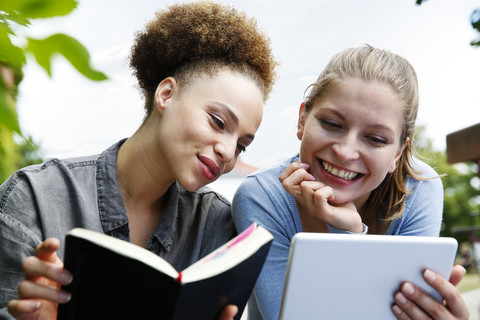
[388,137,410,173]
[153,77,177,113]
[297,102,307,141]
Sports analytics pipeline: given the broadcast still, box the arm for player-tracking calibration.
[0,205,43,319]
[232,171,301,320]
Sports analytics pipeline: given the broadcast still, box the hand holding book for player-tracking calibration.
[8,223,272,320]
[7,238,72,318]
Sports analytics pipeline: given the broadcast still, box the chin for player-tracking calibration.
[178,179,206,192]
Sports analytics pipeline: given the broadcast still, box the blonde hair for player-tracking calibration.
[304,45,422,234]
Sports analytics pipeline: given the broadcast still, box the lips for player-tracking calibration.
[198,155,221,180]
[320,160,360,181]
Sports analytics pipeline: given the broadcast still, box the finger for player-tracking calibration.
[23,256,72,286]
[35,238,61,263]
[279,162,312,183]
[18,280,71,303]
[448,265,466,287]
[393,289,431,319]
[300,182,333,220]
[391,303,413,320]
[7,299,41,319]
[282,169,317,201]
[313,185,334,202]
[423,269,470,318]
[218,305,238,320]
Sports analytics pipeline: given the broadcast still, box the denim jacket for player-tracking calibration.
[0,139,235,318]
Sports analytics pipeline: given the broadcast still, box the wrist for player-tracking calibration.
[327,223,368,234]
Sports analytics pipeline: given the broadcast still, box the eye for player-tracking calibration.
[210,114,225,130]
[367,136,388,146]
[236,143,246,154]
[320,119,341,129]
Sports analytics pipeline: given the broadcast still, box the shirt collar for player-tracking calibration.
[96,139,129,233]
[96,138,180,251]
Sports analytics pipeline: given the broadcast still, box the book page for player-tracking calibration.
[181,223,273,283]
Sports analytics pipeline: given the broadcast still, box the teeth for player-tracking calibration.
[321,161,358,181]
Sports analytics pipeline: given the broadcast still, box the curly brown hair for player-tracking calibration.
[129,1,278,116]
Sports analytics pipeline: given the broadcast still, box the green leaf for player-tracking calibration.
[3,12,31,27]
[0,30,26,68]
[0,0,78,19]
[27,34,108,81]
[0,79,21,134]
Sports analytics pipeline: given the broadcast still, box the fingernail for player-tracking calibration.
[402,283,415,296]
[392,304,403,315]
[28,300,41,311]
[300,163,310,169]
[424,269,436,283]
[59,291,71,303]
[395,292,407,304]
[60,270,73,285]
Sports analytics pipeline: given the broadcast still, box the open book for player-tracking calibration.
[57,223,273,320]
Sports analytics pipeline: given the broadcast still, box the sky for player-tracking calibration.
[16,0,480,174]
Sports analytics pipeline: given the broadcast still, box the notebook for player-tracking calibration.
[279,233,458,320]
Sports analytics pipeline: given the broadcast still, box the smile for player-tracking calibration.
[198,155,221,180]
[321,160,359,181]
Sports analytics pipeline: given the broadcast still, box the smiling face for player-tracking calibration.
[150,68,263,192]
[297,78,407,210]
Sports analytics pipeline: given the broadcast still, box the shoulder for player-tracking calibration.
[232,155,301,231]
[393,157,444,235]
[1,155,99,199]
[406,157,443,194]
[236,155,297,195]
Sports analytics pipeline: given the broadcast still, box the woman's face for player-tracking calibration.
[153,69,263,192]
[297,78,406,208]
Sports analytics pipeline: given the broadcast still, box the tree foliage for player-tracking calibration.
[0,0,108,135]
[0,133,44,183]
[0,0,107,183]
[414,126,480,243]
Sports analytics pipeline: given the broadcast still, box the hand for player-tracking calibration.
[279,161,363,233]
[7,238,72,320]
[392,265,470,319]
[218,305,238,320]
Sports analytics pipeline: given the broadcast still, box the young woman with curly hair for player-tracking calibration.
[2,2,277,319]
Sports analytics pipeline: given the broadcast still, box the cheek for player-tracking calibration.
[224,159,238,174]
[299,128,324,158]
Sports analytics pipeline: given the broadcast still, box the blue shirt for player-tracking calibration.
[232,155,443,320]
[0,139,235,319]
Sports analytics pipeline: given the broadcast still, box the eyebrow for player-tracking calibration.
[210,101,255,140]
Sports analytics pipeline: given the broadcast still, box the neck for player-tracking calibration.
[116,128,174,208]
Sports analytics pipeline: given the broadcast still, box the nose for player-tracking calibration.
[214,136,237,164]
[331,134,360,162]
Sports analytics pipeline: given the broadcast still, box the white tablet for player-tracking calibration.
[279,233,458,320]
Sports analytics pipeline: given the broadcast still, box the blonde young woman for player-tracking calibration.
[0,2,277,319]
[232,45,469,320]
